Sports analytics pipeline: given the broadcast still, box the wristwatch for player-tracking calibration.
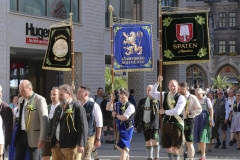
[95,138,100,141]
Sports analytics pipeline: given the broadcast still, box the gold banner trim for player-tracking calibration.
[42,66,72,71]
[163,60,209,65]
[114,68,153,73]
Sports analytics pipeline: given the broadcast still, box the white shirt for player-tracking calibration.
[227,96,236,111]
[79,99,103,127]
[21,98,29,130]
[150,83,186,116]
[122,103,135,119]
[55,107,63,141]
[199,98,213,109]
[107,102,135,120]
[49,103,60,119]
[0,116,4,144]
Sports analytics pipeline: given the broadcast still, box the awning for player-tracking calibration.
[226,78,238,84]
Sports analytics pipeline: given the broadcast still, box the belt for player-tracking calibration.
[144,107,151,111]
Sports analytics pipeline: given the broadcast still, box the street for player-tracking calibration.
[4,129,240,160]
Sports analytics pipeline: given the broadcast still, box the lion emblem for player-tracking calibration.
[123,31,143,56]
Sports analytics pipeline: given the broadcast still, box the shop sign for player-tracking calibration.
[25,22,49,45]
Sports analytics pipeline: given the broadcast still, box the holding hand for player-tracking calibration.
[112,111,117,117]
[157,75,163,84]
[159,108,165,114]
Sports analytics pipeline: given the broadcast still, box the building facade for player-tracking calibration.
[186,0,240,88]
[1,0,186,103]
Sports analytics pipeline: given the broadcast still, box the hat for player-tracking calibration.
[102,92,109,99]
[195,88,206,94]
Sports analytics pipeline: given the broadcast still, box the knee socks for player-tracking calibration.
[172,153,180,160]
[167,153,173,160]
[153,145,159,158]
[146,146,153,159]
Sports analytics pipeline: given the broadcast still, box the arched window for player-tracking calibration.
[218,66,238,84]
[186,66,205,88]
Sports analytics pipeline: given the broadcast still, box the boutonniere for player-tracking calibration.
[171,100,176,105]
[153,100,158,104]
[65,107,77,133]
[121,105,126,113]
[234,103,237,107]
[26,104,35,130]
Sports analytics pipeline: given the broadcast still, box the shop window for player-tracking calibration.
[218,12,226,28]
[186,66,204,89]
[20,0,46,16]
[10,0,79,22]
[229,41,235,52]
[105,0,142,28]
[219,41,226,53]
[229,12,236,27]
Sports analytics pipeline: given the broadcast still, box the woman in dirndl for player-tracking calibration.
[194,88,214,160]
[230,91,240,150]
[206,91,219,152]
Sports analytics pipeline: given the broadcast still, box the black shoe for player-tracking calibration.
[229,140,233,146]
[233,138,237,144]
[109,140,114,144]
[105,140,109,143]
[184,152,188,159]
[236,147,240,150]
[221,143,226,149]
[215,142,221,148]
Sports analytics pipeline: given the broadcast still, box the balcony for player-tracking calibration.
[213,52,238,56]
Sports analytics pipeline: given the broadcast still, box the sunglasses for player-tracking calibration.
[217,93,223,95]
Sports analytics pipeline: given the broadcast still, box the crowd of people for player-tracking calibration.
[0,77,239,160]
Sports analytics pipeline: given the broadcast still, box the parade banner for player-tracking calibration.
[113,24,153,72]
[42,26,72,71]
[162,12,210,65]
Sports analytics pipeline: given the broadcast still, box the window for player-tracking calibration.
[10,0,79,22]
[219,41,226,52]
[157,0,178,38]
[229,12,236,27]
[105,0,142,28]
[229,41,235,52]
[218,13,226,28]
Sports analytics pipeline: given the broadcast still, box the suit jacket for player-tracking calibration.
[15,93,49,148]
[0,101,13,148]
[134,97,159,133]
[50,101,88,148]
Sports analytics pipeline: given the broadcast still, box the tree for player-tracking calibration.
[211,75,231,89]
[105,67,128,94]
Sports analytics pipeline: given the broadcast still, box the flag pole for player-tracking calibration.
[109,5,117,146]
[159,1,163,134]
[70,13,75,87]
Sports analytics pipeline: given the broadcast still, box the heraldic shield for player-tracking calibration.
[176,23,193,43]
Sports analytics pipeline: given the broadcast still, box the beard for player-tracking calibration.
[59,99,69,106]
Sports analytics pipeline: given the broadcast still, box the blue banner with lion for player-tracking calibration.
[113,24,153,72]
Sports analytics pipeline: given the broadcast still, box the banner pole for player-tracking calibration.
[109,5,117,146]
[159,1,163,135]
[70,13,75,88]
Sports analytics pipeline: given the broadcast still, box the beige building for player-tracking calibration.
[1,0,187,103]
[186,0,240,88]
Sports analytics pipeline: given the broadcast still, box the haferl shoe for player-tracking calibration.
[221,143,226,149]
[215,142,221,148]
[229,140,233,146]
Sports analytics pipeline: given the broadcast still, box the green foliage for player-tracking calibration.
[143,58,152,67]
[195,15,205,25]
[141,26,151,35]
[197,48,207,57]
[113,27,122,37]
[163,17,172,27]
[105,67,128,94]
[114,59,122,68]
[66,59,71,66]
[211,75,232,89]
[164,49,174,59]
[46,57,52,65]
